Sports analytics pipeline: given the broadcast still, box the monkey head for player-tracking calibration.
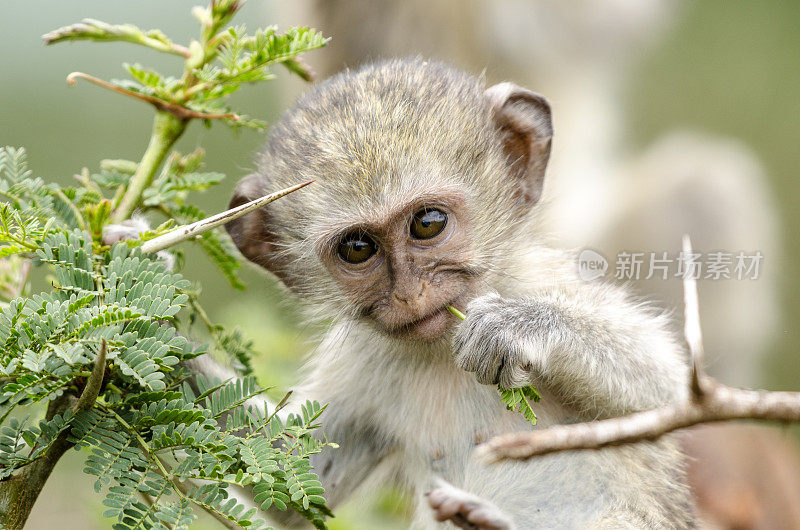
[225,59,552,342]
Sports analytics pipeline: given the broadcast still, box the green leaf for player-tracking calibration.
[124,63,163,88]
[43,18,189,58]
[499,385,541,425]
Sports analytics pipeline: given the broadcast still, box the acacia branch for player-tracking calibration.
[0,341,106,529]
[478,236,799,463]
[43,18,191,58]
[112,110,188,223]
[66,72,239,121]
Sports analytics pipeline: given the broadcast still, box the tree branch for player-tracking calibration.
[0,341,107,529]
[477,235,800,463]
[66,72,239,122]
[112,110,187,223]
[477,379,800,462]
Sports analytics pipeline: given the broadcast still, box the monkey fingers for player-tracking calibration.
[453,294,535,388]
[426,480,515,530]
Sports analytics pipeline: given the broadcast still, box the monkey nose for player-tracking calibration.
[393,292,410,304]
[393,281,428,306]
[394,293,420,306]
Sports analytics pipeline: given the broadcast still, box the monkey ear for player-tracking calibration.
[485,82,553,208]
[225,174,291,284]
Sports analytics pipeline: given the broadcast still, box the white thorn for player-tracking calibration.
[140,180,313,254]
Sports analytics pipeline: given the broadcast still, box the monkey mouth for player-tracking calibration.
[385,303,459,342]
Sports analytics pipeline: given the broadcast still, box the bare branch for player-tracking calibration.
[478,234,800,463]
[477,381,800,463]
[140,180,314,253]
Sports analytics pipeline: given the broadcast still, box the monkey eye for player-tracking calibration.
[410,208,447,239]
[337,232,378,264]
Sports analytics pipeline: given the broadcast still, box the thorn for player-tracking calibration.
[140,180,314,253]
[681,234,706,399]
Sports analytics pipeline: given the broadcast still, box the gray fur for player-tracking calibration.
[222,58,695,528]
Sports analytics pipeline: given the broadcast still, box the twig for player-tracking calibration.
[112,110,188,223]
[75,339,107,411]
[66,72,239,122]
[477,381,800,462]
[682,235,707,398]
[140,180,314,253]
[477,235,800,463]
[446,304,467,321]
[43,18,191,58]
[138,492,174,530]
[170,477,242,530]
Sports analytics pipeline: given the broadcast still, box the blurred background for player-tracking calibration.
[2,1,799,528]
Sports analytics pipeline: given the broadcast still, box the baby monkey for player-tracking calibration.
[225,58,694,528]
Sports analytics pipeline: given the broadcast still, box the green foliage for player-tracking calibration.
[189,25,328,123]
[499,386,541,425]
[0,2,331,529]
[42,18,191,58]
[46,11,327,131]
[0,226,335,527]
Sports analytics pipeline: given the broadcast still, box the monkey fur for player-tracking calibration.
[224,58,695,529]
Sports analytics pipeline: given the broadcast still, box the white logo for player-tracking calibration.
[577,248,608,281]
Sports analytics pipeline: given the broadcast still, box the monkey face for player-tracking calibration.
[318,189,478,342]
[225,60,554,341]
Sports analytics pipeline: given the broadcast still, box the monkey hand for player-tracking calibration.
[426,479,515,530]
[452,293,542,389]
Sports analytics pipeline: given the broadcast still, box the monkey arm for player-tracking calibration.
[453,288,690,419]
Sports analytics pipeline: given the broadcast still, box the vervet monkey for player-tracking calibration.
[271,3,788,524]
[275,0,779,390]
[225,58,694,529]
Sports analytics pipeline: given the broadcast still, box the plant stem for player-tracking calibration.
[67,73,239,122]
[0,397,75,529]
[112,111,187,223]
[0,345,105,529]
[446,304,466,321]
